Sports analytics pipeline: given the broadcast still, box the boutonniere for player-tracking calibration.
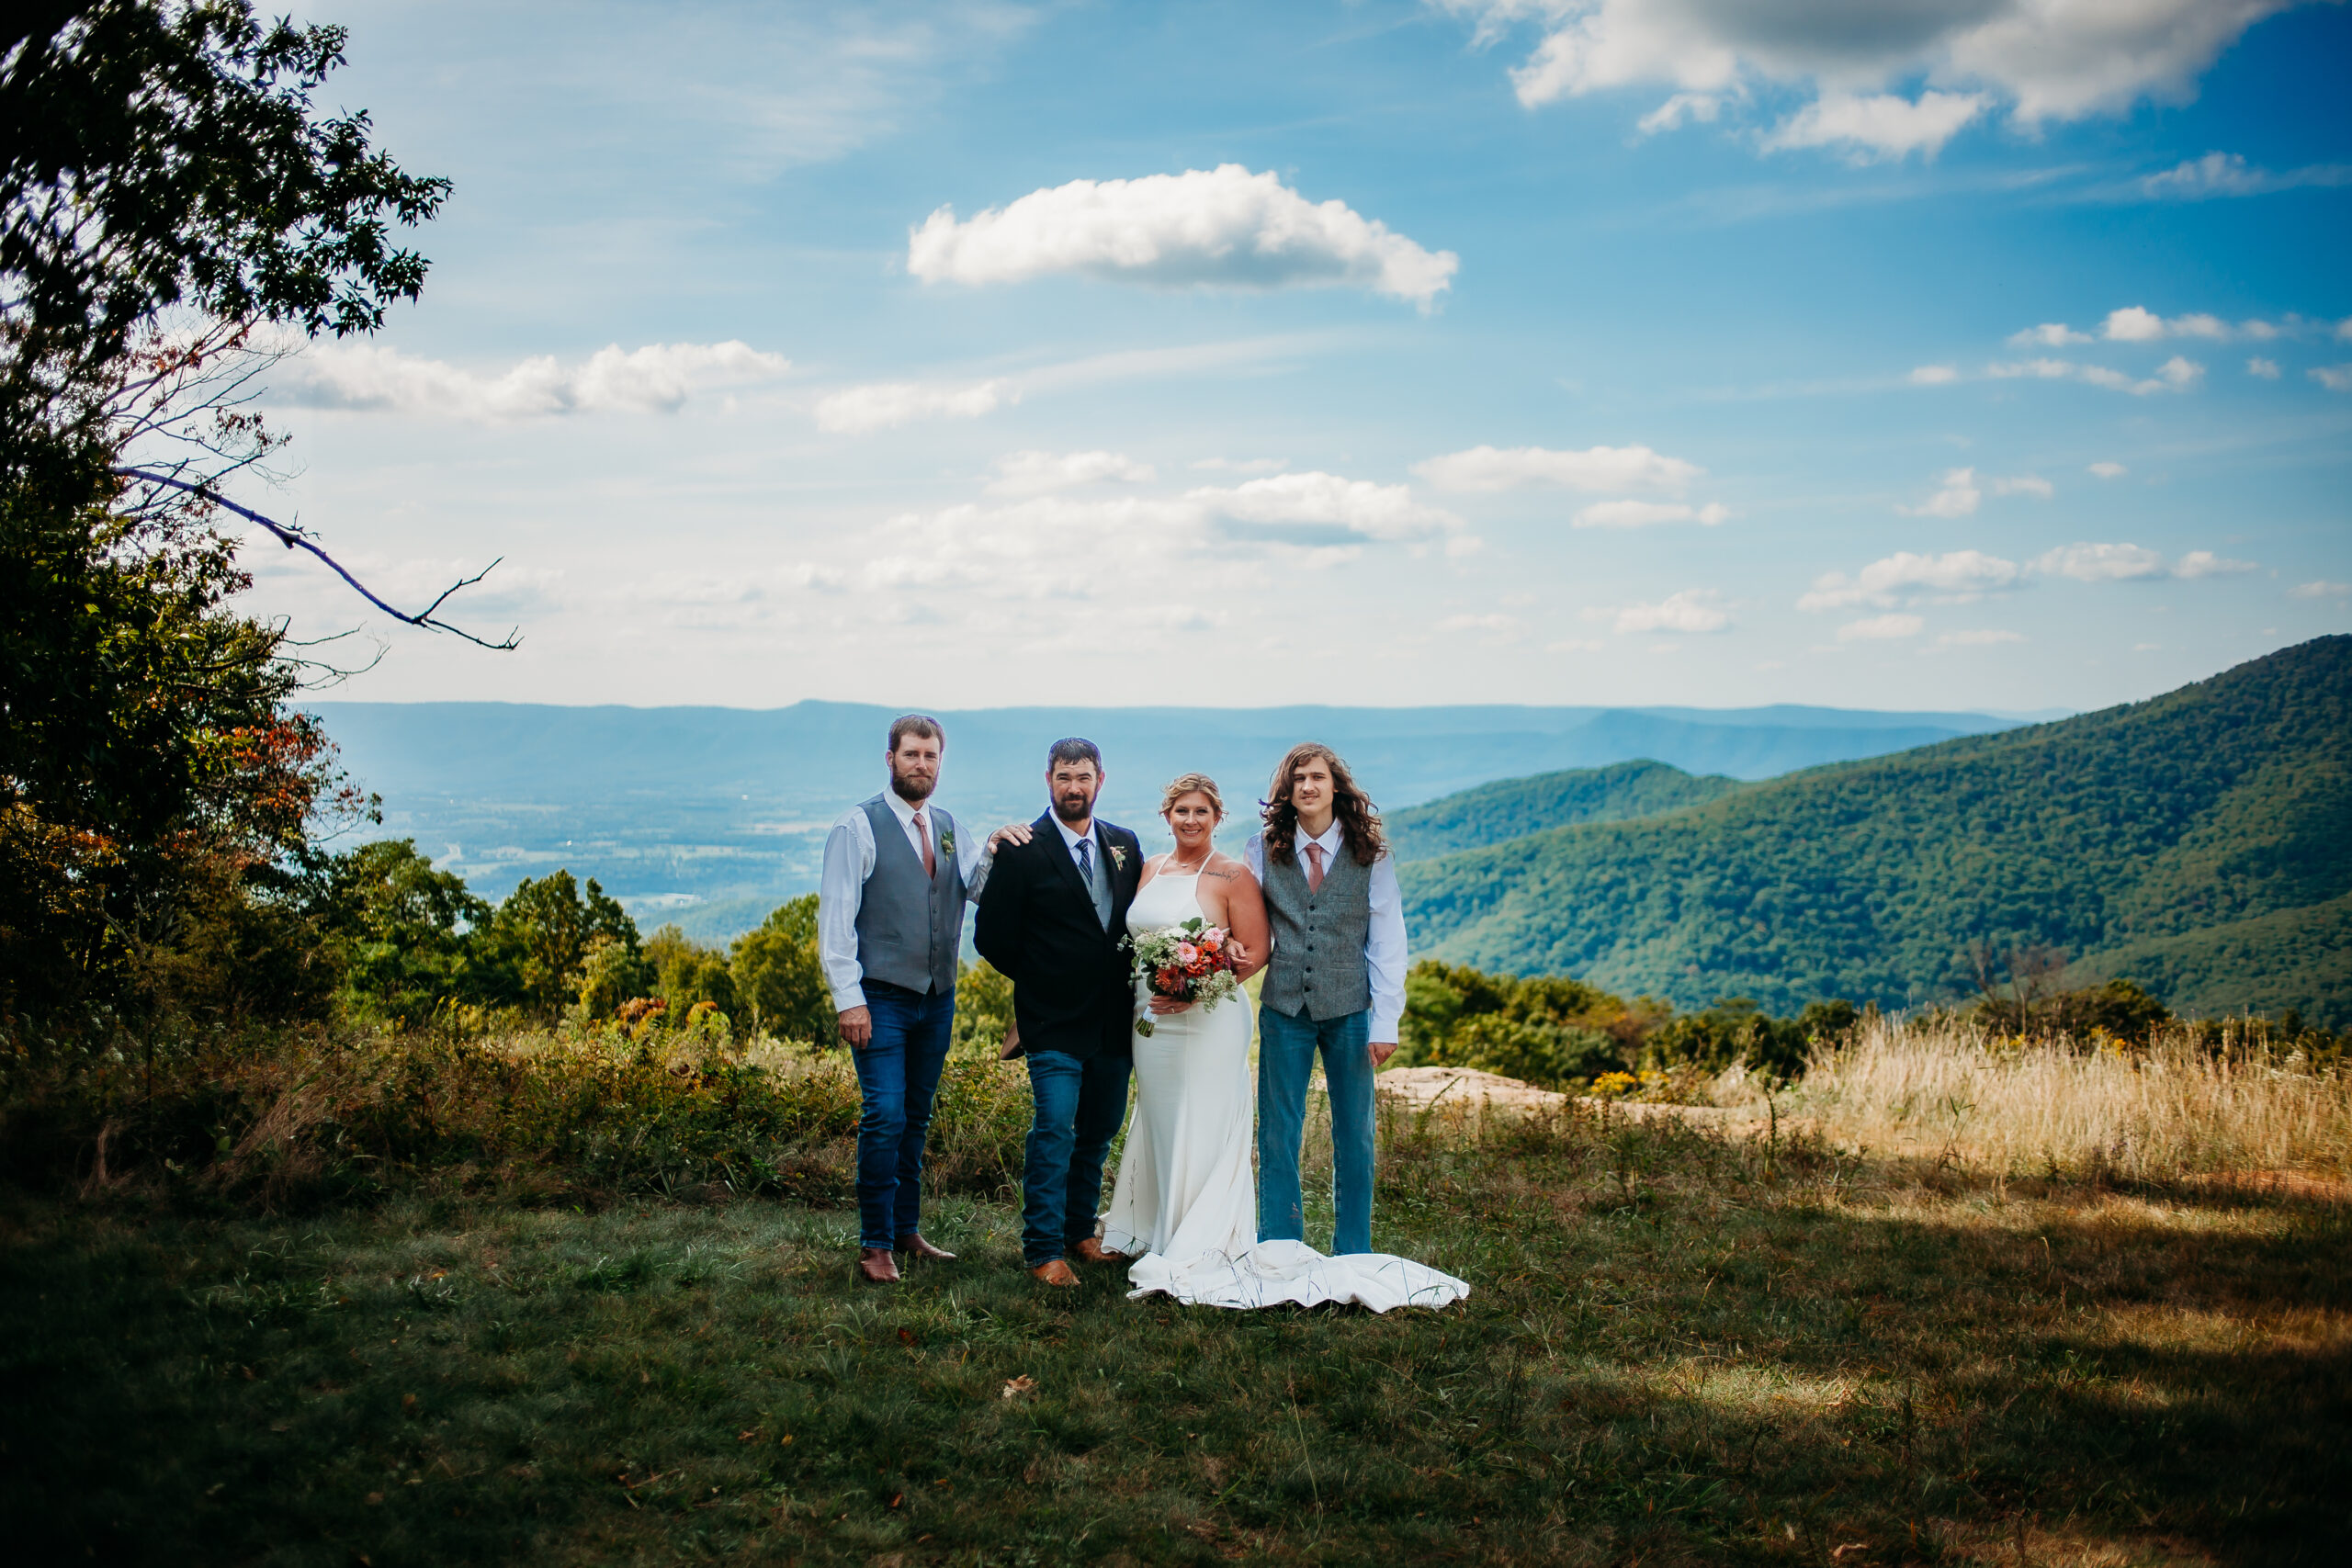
[939,829,956,857]
[1110,844,1129,872]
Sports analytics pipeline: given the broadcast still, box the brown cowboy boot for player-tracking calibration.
[1071,1237,1130,1266]
[897,1233,956,1261]
[1029,1258,1080,1287]
[857,1247,901,1284]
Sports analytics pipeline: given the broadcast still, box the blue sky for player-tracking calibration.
[244,0,2352,715]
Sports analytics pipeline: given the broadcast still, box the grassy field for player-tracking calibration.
[5,1078,2347,1566]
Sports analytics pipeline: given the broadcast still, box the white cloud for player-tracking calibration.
[1190,457,1287,474]
[2030,542,2254,581]
[2010,322,2092,347]
[2138,151,2352,200]
[1188,471,1469,546]
[1837,613,1925,641]
[1908,364,1961,385]
[1636,91,1722,135]
[274,340,789,419]
[1799,549,2022,612]
[1763,91,1988,162]
[1992,474,2053,499]
[985,449,1156,497]
[2088,461,2127,479]
[2104,305,2232,341]
[1440,0,2303,143]
[814,378,1013,434]
[1900,468,1981,518]
[2173,550,2258,579]
[1611,588,1731,635]
[906,164,1458,307]
[2032,541,2168,581]
[2290,580,2350,598]
[1571,500,1732,529]
[1987,355,2202,395]
[820,468,1468,620]
[1412,443,1702,493]
[2312,365,2352,392]
[2247,355,2282,378]
[1939,628,2027,646]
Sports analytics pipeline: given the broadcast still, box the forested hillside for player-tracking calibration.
[1387,760,1746,861]
[1401,637,2352,1023]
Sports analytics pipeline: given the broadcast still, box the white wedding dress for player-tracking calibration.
[1099,863,1470,1313]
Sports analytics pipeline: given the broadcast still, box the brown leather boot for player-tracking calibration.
[1071,1237,1131,1266]
[1029,1258,1080,1287]
[897,1233,956,1261]
[857,1247,900,1283]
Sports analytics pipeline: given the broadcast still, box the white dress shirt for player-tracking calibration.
[1244,822,1408,1042]
[817,788,992,1012]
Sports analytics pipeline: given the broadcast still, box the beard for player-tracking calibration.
[890,770,935,804]
[1052,791,1093,823]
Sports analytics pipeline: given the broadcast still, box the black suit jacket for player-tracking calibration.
[973,813,1143,1060]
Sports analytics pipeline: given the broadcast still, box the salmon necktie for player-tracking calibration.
[913,809,936,877]
[1306,841,1326,894]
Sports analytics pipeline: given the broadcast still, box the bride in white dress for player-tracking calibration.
[1099,773,1469,1313]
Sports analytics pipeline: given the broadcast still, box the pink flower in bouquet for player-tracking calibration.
[1173,942,1199,966]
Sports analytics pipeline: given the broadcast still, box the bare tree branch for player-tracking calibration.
[110,466,522,649]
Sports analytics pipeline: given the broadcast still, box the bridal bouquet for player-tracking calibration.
[1127,917,1241,1037]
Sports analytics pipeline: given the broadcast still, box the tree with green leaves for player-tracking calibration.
[320,839,492,1027]
[476,871,639,1020]
[0,4,488,1016]
[729,895,833,1044]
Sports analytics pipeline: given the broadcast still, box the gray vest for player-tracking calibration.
[853,794,965,995]
[1261,837,1373,1021]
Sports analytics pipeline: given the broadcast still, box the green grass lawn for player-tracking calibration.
[3,1107,2345,1566]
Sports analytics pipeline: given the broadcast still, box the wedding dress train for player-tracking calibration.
[1099,865,1469,1313]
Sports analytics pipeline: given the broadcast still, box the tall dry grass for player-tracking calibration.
[1779,1015,2351,1180]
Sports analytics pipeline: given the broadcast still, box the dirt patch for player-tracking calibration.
[1374,1066,1568,1112]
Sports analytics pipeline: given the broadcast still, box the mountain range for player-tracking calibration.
[1398,637,2351,1024]
[311,699,2026,940]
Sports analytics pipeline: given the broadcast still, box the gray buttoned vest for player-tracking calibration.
[853,795,965,995]
[1260,837,1373,1021]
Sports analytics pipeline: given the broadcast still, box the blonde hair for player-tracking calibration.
[1159,772,1226,820]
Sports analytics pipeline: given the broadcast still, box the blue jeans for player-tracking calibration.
[1022,1049,1133,1267]
[851,981,955,1250]
[1257,1003,1376,1256]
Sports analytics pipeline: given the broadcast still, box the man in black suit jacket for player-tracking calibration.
[973,737,1142,1286]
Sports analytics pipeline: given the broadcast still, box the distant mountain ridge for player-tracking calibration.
[311,698,2026,940]
[1386,760,1747,861]
[1399,637,2352,1024]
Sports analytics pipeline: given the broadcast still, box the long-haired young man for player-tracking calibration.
[1245,742,1407,1257]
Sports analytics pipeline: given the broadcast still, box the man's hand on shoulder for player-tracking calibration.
[989,821,1035,852]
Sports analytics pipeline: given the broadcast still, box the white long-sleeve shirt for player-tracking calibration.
[817,790,993,1011]
[1244,823,1407,1042]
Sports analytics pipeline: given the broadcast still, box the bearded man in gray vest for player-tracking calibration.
[1245,742,1407,1258]
[818,715,995,1284]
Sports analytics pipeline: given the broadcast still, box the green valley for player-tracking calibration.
[1399,637,2352,1023]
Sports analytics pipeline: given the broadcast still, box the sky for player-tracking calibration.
[227,0,2352,715]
